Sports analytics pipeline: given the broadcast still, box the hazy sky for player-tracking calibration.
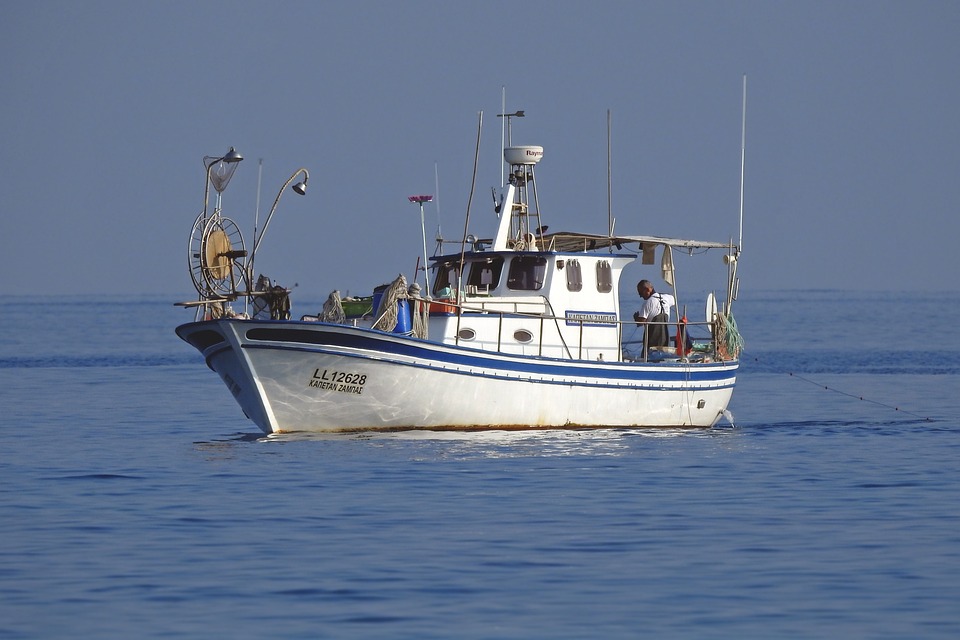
[2,1,958,300]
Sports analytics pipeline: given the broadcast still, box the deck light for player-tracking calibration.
[221,147,244,163]
[202,147,244,219]
[249,168,310,280]
[409,195,434,294]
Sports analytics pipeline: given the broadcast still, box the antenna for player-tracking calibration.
[500,87,506,188]
[249,158,264,314]
[253,158,263,257]
[607,109,613,238]
[738,74,747,253]
[434,162,443,253]
[497,95,526,189]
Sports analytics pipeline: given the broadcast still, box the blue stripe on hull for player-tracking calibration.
[243,342,736,392]
[230,322,737,387]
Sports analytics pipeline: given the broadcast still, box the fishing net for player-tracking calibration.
[716,312,744,360]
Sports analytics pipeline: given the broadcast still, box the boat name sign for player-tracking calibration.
[565,311,618,326]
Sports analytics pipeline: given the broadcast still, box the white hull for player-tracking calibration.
[178,319,738,434]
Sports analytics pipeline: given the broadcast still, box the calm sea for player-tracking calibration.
[2,290,959,639]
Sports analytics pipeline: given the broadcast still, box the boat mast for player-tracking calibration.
[408,194,433,294]
[738,74,747,254]
[727,75,747,313]
[494,145,543,251]
[458,111,483,301]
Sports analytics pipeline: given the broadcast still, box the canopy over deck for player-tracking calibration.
[471,231,737,254]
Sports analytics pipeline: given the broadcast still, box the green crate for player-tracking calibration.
[342,297,373,318]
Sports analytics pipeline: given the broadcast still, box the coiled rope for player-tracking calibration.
[320,290,346,323]
[370,275,426,339]
[373,274,408,332]
[408,282,429,340]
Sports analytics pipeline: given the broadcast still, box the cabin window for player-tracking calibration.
[566,259,582,292]
[432,263,460,297]
[466,257,504,292]
[458,328,476,341]
[506,256,547,291]
[596,260,613,293]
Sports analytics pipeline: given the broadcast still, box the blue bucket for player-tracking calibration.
[371,287,412,334]
[395,300,411,334]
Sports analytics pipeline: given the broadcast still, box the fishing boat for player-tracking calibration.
[176,116,743,434]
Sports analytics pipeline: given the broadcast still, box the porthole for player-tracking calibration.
[513,329,534,343]
[458,328,476,341]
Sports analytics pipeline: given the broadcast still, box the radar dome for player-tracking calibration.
[504,146,544,166]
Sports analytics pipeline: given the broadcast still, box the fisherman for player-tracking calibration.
[633,279,674,349]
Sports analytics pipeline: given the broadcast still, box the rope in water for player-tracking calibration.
[783,371,932,421]
[742,357,934,422]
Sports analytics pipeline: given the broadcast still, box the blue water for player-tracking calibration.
[2,291,959,638]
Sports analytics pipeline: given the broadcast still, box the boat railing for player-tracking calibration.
[424,296,731,363]
[460,298,549,316]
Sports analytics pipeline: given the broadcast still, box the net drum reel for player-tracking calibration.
[188,212,248,298]
[186,147,249,300]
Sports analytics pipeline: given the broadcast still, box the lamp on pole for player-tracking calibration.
[202,147,243,219]
[408,194,433,295]
[248,168,309,281]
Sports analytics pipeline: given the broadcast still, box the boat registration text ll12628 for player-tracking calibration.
[309,369,367,394]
